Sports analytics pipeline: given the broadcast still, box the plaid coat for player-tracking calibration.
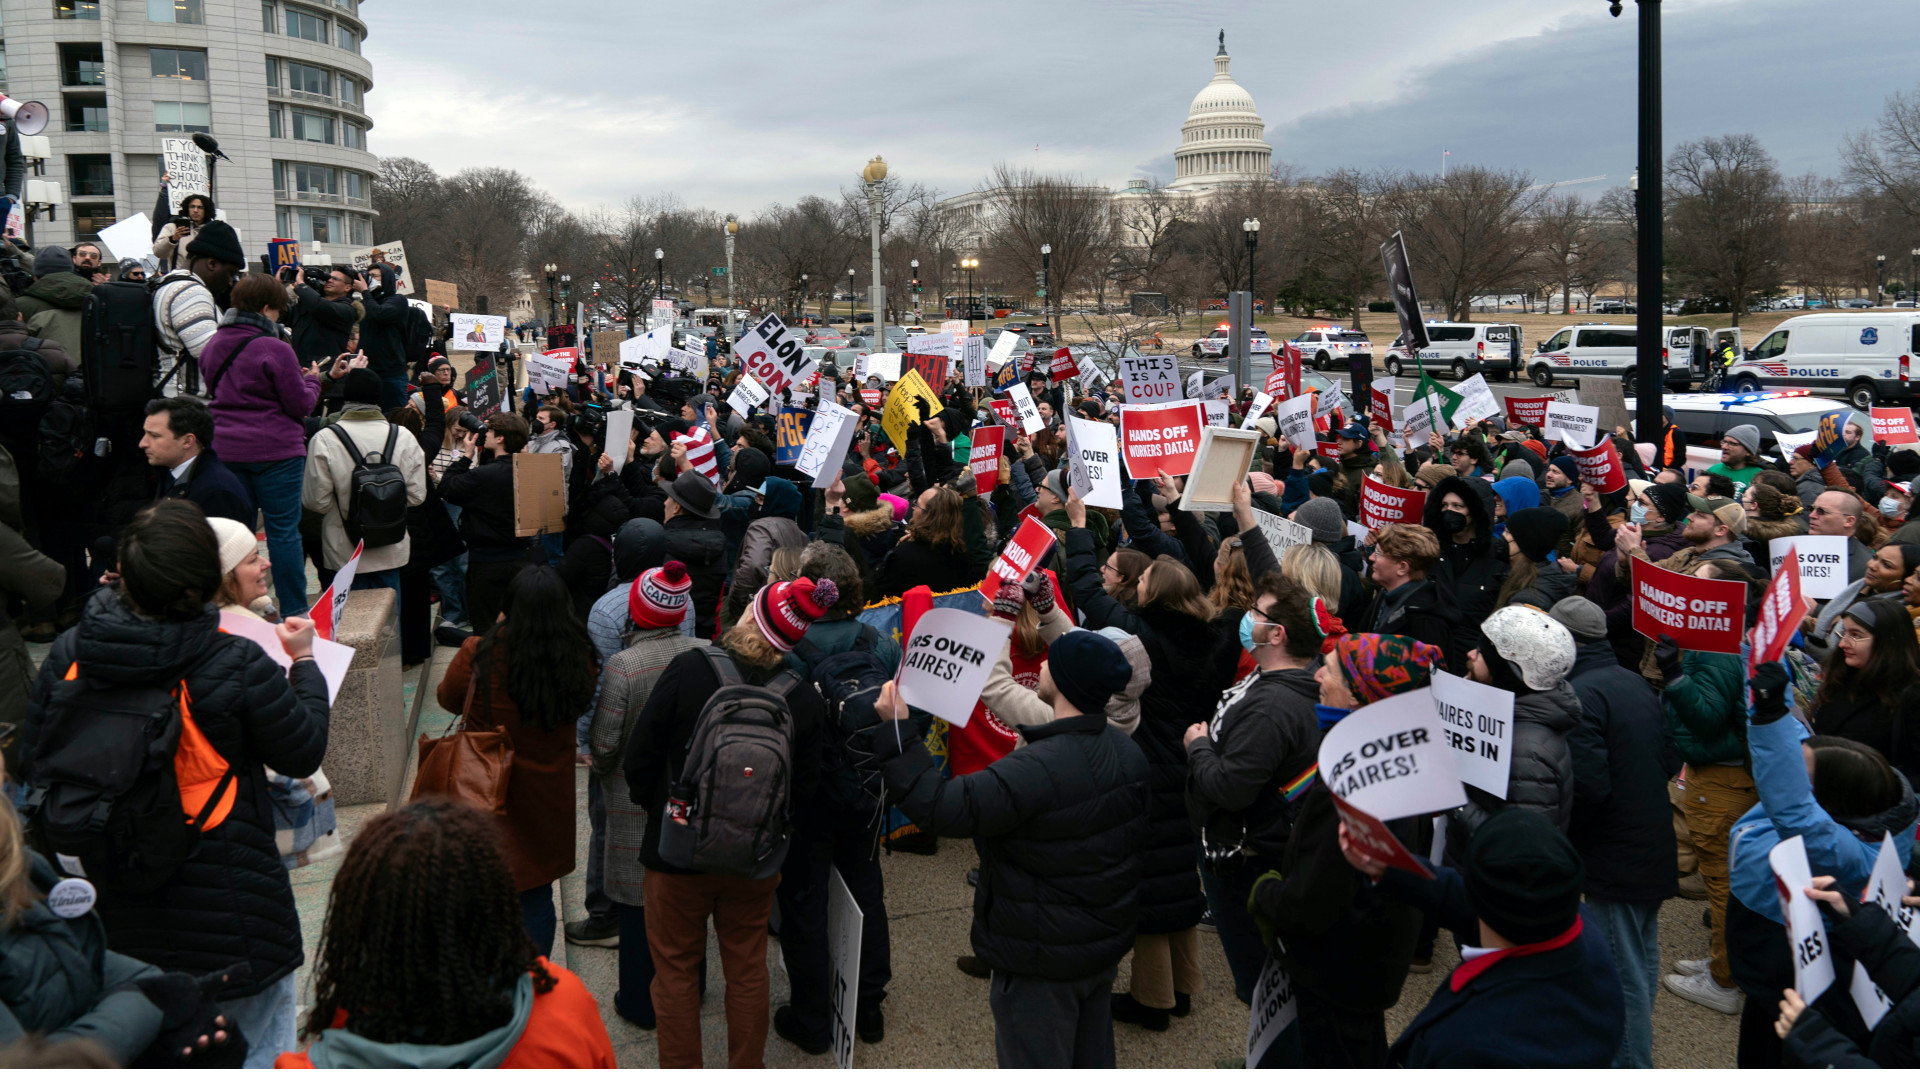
[589,626,709,904]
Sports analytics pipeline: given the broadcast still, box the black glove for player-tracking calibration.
[1654,633,1685,684]
[913,397,931,421]
[133,967,249,1068]
[1749,661,1791,725]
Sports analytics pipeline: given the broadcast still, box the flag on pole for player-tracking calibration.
[1410,363,1462,433]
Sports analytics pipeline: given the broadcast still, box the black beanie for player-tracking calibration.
[1505,506,1565,563]
[183,219,245,267]
[1047,630,1132,716]
[1463,808,1584,945]
[342,367,382,406]
[1645,482,1690,528]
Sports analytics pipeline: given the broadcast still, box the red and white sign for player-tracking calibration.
[1048,347,1079,383]
[1119,401,1206,478]
[309,540,364,642]
[860,388,882,408]
[1264,364,1288,397]
[1751,544,1810,672]
[1330,792,1434,880]
[980,516,1057,599]
[1504,396,1555,429]
[1631,557,1747,654]
[1359,475,1426,530]
[987,398,1018,427]
[1872,407,1919,445]
[1316,440,1341,461]
[1370,386,1394,432]
[969,425,1004,495]
[1570,439,1627,494]
[1279,342,1303,400]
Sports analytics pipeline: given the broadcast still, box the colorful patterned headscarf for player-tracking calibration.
[1330,633,1444,705]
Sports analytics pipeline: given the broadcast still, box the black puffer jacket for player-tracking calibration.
[664,514,726,639]
[22,591,330,997]
[1444,681,1579,866]
[1424,476,1508,654]
[874,712,1150,981]
[1565,642,1681,904]
[1185,666,1320,871]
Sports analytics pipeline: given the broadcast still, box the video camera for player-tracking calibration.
[454,411,485,436]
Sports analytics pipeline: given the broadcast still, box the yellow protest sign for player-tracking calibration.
[882,368,942,451]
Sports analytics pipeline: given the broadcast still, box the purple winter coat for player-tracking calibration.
[198,314,322,464]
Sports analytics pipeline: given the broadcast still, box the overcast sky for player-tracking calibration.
[365,0,1920,216]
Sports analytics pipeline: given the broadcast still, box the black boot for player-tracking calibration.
[1110,992,1171,1032]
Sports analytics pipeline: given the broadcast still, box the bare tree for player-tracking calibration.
[978,164,1115,337]
[1531,194,1593,316]
[1784,174,1869,306]
[1666,134,1790,324]
[1112,181,1189,303]
[1383,166,1548,321]
[1843,87,1920,233]
[1296,169,1391,329]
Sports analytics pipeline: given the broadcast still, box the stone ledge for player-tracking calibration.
[321,586,403,806]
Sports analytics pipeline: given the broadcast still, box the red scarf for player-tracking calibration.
[1448,915,1583,992]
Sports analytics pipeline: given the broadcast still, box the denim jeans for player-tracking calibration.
[1587,897,1660,1069]
[222,971,296,1067]
[355,567,400,595]
[1199,859,1268,1005]
[521,884,556,959]
[430,504,469,628]
[226,457,309,616]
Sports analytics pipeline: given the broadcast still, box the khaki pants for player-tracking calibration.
[1670,777,1698,877]
[644,870,780,1069]
[1679,764,1757,988]
[1127,927,1202,1010]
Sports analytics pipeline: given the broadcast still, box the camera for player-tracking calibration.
[301,265,335,290]
[454,411,485,436]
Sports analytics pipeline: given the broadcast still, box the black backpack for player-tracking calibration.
[22,645,237,896]
[793,625,890,820]
[84,279,164,415]
[0,336,55,443]
[655,648,797,879]
[326,423,409,548]
[36,374,94,488]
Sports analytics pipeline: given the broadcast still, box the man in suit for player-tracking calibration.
[140,396,254,523]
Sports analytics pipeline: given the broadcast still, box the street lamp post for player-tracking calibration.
[543,262,557,326]
[1911,247,1919,302]
[847,268,856,329]
[1242,218,1260,306]
[862,156,888,353]
[1039,243,1051,334]
[559,274,570,333]
[1611,0,1664,444]
[798,273,807,322]
[960,257,979,333]
[909,258,919,322]
[724,215,738,345]
[1877,254,1887,304]
[654,248,664,301]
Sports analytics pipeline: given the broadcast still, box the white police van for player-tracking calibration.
[1528,323,1734,394]
[1720,312,1920,411]
[1382,322,1523,381]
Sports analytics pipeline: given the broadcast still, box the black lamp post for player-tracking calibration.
[654,248,664,300]
[1242,217,1260,307]
[1613,0,1664,441]
[543,262,557,325]
[848,267,856,327]
[1877,254,1887,304]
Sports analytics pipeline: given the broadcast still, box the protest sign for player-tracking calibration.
[1544,402,1603,448]
[1452,374,1500,427]
[650,298,676,329]
[511,453,566,537]
[735,313,818,395]
[1120,401,1206,478]
[423,279,459,308]
[1770,834,1836,1007]
[987,330,1021,369]
[990,359,1021,394]
[1180,427,1261,512]
[1313,385,1348,423]
[987,398,1018,427]
[262,236,300,278]
[1007,382,1044,435]
[860,388,882,408]
[1241,391,1274,430]
[97,213,155,261]
[1768,535,1849,601]
[350,242,413,294]
[1253,508,1315,555]
[1429,670,1516,800]
[1246,951,1298,1070]
[161,138,210,214]
[1202,400,1229,429]
[525,351,573,395]
[1189,371,1235,402]
[618,326,669,366]
[897,609,1013,725]
[1263,364,1288,398]
[1569,439,1627,494]
[1864,834,1920,946]
[1631,558,1747,653]
[1275,392,1315,447]
[1370,378,1395,432]
[1504,396,1554,429]
[981,516,1058,599]
[964,335,987,387]
[664,346,708,379]
[1872,406,1919,445]
[1317,685,1462,819]
[940,319,968,339]
[463,354,501,419]
[774,406,813,467]
[602,410,635,473]
[590,329,625,366]
[1402,391,1442,445]
[827,868,864,1069]
[1381,233,1430,353]
[452,313,508,350]
[1318,441,1342,461]
[906,332,951,358]
[1118,354,1183,404]
[727,374,772,417]
[969,425,1004,495]
[903,352,948,389]
[217,611,355,705]
[881,369,942,450]
[794,400,857,488]
[1049,347,1079,383]
[1359,476,1426,530]
[308,540,364,642]
[1774,429,1820,457]
[1751,544,1811,672]
[1276,342,1303,400]
[1066,416,1121,509]
[864,353,902,383]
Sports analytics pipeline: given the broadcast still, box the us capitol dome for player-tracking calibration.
[1166,31,1273,193]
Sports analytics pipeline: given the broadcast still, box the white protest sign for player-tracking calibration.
[940,318,968,339]
[1067,415,1122,509]
[896,608,1014,725]
[1253,508,1314,554]
[1202,400,1229,429]
[452,313,508,350]
[907,332,953,359]
[727,374,771,417]
[1275,393,1315,447]
[650,298,676,329]
[1769,535,1849,600]
[603,410,635,473]
[827,867,863,1069]
[1317,687,1464,821]
[525,352,573,395]
[1864,833,1920,946]
[1313,385,1349,423]
[665,346,708,380]
[1119,354,1183,405]
[310,540,364,642]
[734,312,819,395]
[1245,949,1297,1069]
[1429,669,1515,800]
[1241,391,1274,430]
[1544,402,1602,448]
[1774,429,1819,457]
[1007,382,1044,434]
[964,335,987,388]
[1452,374,1500,427]
[1770,833,1836,1007]
[217,611,356,705]
[864,353,902,383]
[988,330,1022,369]
[795,400,858,488]
[161,138,209,214]
[96,212,155,261]
[350,242,413,295]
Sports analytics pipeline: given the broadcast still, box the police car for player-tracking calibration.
[1382,322,1522,380]
[1288,327,1370,371]
[1191,324,1274,358]
[1623,389,1851,473]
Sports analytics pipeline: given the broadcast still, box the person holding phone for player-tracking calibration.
[149,172,216,273]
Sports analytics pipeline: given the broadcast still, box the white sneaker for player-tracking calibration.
[1672,957,1711,977]
[1663,970,1742,1014]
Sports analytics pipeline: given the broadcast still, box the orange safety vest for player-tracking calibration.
[62,662,236,832]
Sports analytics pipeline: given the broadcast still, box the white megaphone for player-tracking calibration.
[0,95,48,136]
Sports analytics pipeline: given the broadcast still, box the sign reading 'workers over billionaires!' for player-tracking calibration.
[1631,557,1748,654]
[896,608,1012,726]
[1316,686,1463,879]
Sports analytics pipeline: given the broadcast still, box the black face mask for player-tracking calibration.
[1440,510,1469,535]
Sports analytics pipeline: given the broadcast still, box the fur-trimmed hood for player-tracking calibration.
[842,506,896,539]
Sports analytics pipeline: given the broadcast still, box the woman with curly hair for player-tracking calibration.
[278,799,614,1068]
[874,484,978,597]
[435,565,597,958]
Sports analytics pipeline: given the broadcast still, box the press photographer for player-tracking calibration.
[283,263,364,367]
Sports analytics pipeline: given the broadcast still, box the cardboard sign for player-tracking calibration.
[308,539,363,643]
[1872,407,1919,445]
[1504,396,1555,429]
[774,406,813,467]
[1049,347,1079,384]
[1253,508,1314,555]
[350,242,414,295]
[903,352,948,389]
[1452,374,1500,427]
[827,867,864,1068]
[161,138,210,214]
[1241,391,1274,430]
[1120,401,1206,478]
[1359,475,1426,530]
[1180,427,1261,512]
[1570,439,1627,494]
[1246,950,1298,1069]
[1751,545,1811,672]
[1067,415,1122,509]
[1544,402,1602,448]
[982,516,1058,600]
[1631,557,1747,654]
[589,329,625,366]
[1118,354,1183,404]
[898,609,1013,727]
[795,400,858,488]
[987,398,1017,428]
[1429,670,1516,800]
[1275,392,1315,447]
[969,425,1004,495]
[423,278,459,308]
[452,313,508,349]
[1007,382,1044,435]
[1770,834,1836,1007]
[881,369,942,451]
[512,452,567,537]
[735,312,818,395]
[1768,535,1849,601]
[1318,686,1464,821]
[727,374,772,417]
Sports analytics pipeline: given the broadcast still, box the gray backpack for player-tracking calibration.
[656,647,798,878]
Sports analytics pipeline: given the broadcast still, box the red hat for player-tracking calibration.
[629,560,691,629]
[751,576,839,652]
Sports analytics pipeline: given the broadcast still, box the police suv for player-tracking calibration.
[1283,326,1370,371]
[1382,322,1522,380]
[1719,311,1920,411]
[1192,323,1274,359]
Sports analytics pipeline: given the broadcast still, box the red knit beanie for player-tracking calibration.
[629,560,691,629]
[751,576,839,652]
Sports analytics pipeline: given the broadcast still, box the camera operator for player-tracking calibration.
[283,264,363,367]
[357,261,412,411]
[438,411,533,631]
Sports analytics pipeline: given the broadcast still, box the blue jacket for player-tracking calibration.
[1489,476,1540,539]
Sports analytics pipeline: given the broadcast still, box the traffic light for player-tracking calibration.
[911,277,921,294]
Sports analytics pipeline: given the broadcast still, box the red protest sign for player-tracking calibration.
[1049,347,1079,383]
[988,398,1018,427]
[1316,440,1341,460]
[1119,401,1206,478]
[981,516,1057,598]
[1750,544,1810,672]
[1871,407,1919,445]
[1631,557,1747,654]
[1281,342,1303,400]
[1504,396,1554,429]
[860,388,882,408]
[1330,791,1434,880]
[1359,475,1426,530]
[969,425,1005,495]
[1264,364,1288,397]
[903,352,948,389]
[1370,387,1394,432]
[1570,439,1627,494]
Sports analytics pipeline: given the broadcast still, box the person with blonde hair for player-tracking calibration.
[1281,542,1343,609]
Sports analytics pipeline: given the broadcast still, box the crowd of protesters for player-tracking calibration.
[0,226,1919,1069]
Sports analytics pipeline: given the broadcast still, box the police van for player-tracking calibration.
[1528,323,1736,394]
[1382,322,1523,380]
[1720,311,1920,411]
